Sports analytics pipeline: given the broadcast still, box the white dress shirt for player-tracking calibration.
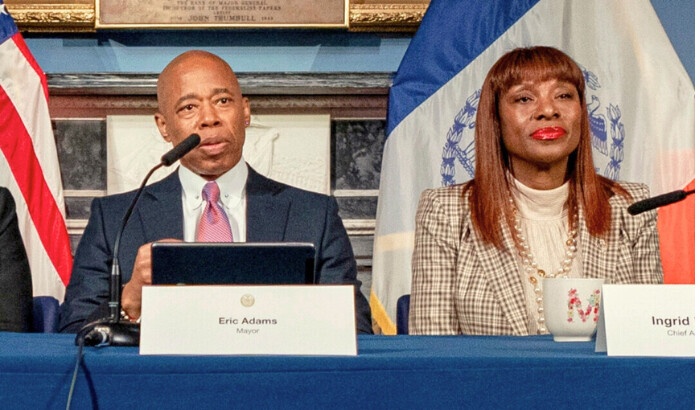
[511,178,582,334]
[178,160,248,242]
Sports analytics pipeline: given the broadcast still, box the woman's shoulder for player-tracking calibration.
[421,182,470,200]
[611,180,650,203]
[418,183,471,216]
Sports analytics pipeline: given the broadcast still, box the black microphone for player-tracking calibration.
[77,134,201,346]
[627,189,695,215]
[161,134,201,166]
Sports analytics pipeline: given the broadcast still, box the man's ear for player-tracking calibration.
[154,112,172,143]
[242,97,251,126]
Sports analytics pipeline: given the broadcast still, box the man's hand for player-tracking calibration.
[121,238,181,320]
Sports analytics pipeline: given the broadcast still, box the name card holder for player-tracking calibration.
[595,284,694,357]
[140,285,357,356]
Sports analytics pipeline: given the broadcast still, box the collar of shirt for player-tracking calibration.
[511,176,569,221]
[179,159,248,212]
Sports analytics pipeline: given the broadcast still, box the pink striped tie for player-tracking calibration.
[196,181,233,242]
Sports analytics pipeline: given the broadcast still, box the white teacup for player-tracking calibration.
[542,277,605,342]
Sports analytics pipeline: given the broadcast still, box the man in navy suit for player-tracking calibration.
[0,187,32,332]
[59,50,372,334]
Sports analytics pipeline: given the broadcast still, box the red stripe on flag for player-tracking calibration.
[0,86,72,286]
[10,34,49,100]
[657,179,695,284]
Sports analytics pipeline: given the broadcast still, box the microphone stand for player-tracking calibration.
[76,134,201,347]
[77,164,162,347]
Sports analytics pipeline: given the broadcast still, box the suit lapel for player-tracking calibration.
[137,171,184,241]
[132,166,293,243]
[468,218,529,335]
[245,166,290,242]
[581,200,618,280]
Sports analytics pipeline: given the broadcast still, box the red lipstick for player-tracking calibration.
[531,127,566,140]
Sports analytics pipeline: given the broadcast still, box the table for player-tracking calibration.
[0,333,693,409]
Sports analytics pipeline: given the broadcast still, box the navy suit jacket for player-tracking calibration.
[59,166,372,334]
[0,187,33,332]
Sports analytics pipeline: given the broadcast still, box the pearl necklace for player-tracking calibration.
[509,198,578,334]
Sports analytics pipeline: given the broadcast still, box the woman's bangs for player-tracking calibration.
[493,50,583,94]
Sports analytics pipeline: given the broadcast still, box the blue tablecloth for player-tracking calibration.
[0,332,692,409]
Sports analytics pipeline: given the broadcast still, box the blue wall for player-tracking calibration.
[25,1,693,83]
[650,0,694,84]
[27,30,412,73]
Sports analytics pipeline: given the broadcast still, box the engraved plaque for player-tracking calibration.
[106,114,331,195]
[96,0,348,28]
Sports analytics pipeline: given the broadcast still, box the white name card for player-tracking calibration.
[139,285,357,356]
[595,284,694,356]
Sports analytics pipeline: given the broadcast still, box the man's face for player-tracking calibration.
[155,55,250,180]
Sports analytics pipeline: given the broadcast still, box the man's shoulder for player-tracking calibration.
[0,186,14,213]
[247,168,331,204]
[93,172,180,211]
[100,171,182,203]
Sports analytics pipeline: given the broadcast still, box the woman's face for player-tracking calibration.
[498,78,581,188]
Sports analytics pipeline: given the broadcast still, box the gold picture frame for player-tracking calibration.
[349,2,427,32]
[5,0,428,32]
[94,0,349,30]
[5,0,94,32]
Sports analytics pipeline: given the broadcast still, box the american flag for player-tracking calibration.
[0,1,72,302]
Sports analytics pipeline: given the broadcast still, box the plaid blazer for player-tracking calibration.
[409,181,663,335]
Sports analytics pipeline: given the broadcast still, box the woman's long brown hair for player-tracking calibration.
[465,46,628,248]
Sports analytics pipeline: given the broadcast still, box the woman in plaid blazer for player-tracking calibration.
[409,47,663,335]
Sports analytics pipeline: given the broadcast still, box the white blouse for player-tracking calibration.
[511,178,581,334]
